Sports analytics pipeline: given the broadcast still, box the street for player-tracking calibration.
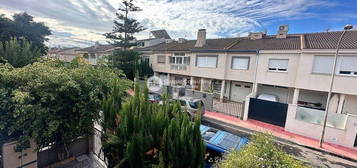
[203,118,357,168]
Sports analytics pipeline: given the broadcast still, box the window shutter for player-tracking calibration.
[196,55,217,68]
[268,59,288,71]
[232,57,249,70]
[312,56,333,74]
[187,56,190,65]
[340,56,357,72]
[168,56,172,63]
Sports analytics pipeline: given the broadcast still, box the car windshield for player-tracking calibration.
[189,100,201,109]
[148,94,160,100]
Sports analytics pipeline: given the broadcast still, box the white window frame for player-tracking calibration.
[157,55,166,64]
[170,53,190,65]
[268,59,288,72]
[196,55,218,68]
[312,56,334,74]
[231,56,250,70]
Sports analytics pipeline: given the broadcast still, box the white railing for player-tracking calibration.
[170,64,187,71]
[295,106,348,129]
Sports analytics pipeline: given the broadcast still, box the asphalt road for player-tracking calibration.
[202,118,357,168]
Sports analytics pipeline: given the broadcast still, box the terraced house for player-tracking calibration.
[140,26,357,149]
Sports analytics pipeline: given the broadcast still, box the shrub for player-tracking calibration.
[217,133,309,168]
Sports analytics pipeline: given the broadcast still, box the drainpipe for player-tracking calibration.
[243,50,260,120]
[252,50,260,97]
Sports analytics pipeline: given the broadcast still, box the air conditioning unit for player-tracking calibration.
[277,25,289,39]
[279,25,289,31]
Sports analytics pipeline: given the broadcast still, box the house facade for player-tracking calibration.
[45,47,80,62]
[140,27,357,149]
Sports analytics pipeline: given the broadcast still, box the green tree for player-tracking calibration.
[137,57,154,79]
[105,0,146,49]
[217,133,309,168]
[0,38,41,67]
[109,50,139,80]
[101,84,205,168]
[0,59,130,158]
[0,13,51,55]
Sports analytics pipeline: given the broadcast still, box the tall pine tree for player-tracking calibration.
[105,0,146,50]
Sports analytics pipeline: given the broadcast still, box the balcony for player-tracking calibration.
[295,106,348,129]
[170,64,187,71]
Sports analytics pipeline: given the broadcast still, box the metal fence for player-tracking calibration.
[212,99,244,118]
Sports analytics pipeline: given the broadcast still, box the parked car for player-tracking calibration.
[173,97,205,117]
[257,94,279,102]
[148,92,162,103]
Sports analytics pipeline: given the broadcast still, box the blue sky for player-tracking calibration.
[0,0,356,47]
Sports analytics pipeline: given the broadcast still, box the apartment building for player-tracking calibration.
[140,27,357,149]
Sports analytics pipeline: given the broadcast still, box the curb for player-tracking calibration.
[202,116,357,163]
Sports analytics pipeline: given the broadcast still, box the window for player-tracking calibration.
[142,56,150,62]
[157,55,165,63]
[312,56,334,74]
[196,55,218,68]
[268,59,288,72]
[169,53,190,65]
[338,56,357,76]
[232,57,250,70]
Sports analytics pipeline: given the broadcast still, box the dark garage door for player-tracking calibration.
[248,98,288,127]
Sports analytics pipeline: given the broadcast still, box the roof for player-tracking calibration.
[229,36,300,50]
[77,44,115,53]
[151,30,171,39]
[304,31,357,49]
[140,30,357,52]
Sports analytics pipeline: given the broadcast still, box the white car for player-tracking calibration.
[257,94,279,102]
[174,97,205,117]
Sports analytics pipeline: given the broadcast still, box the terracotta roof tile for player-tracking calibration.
[304,31,357,49]
[144,30,357,52]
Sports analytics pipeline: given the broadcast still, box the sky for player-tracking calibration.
[0,0,356,47]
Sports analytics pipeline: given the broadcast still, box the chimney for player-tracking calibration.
[248,32,265,40]
[178,38,187,43]
[300,34,306,49]
[195,29,206,47]
[276,25,289,39]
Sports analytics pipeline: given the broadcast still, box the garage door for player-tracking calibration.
[230,82,252,102]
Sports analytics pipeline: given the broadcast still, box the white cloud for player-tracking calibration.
[0,0,328,47]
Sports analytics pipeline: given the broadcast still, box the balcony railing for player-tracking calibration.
[170,64,187,71]
[295,106,348,129]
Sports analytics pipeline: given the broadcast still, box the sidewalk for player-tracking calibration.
[204,111,357,161]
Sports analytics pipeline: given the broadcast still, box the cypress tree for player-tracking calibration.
[102,83,205,168]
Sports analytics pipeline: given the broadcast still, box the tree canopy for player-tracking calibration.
[0,59,130,153]
[105,0,146,49]
[0,13,51,55]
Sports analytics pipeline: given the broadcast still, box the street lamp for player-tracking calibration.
[319,24,354,148]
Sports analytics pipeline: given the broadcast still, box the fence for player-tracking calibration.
[37,136,89,168]
[295,106,348,129]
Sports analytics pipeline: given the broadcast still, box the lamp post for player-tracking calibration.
[319,24,353,148]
